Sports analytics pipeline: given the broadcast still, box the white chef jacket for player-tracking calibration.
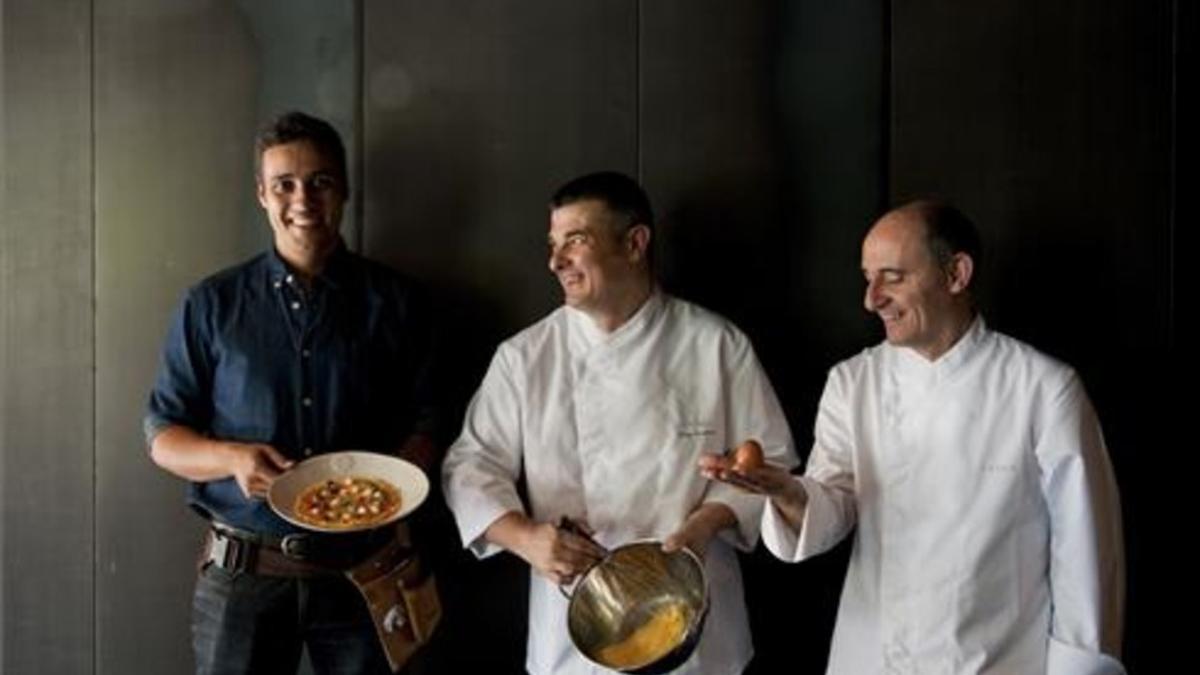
[763,317,1124,675]
[444,292,796,675]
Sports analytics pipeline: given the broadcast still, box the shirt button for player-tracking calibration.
[286,274,294,284]
[303,447,313,456]
[302,349,311,358]
[273,281,282,289]
[302,397,312,407]
[291,301,301,310]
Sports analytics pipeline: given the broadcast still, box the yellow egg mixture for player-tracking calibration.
[596,602,689,669]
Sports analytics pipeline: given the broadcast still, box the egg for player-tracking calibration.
[732,439,764,472]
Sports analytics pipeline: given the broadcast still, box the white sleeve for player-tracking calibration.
[763,367,857,562]
[441,345,527,558]
[1038,370,1125,669]
[706,331,798,551]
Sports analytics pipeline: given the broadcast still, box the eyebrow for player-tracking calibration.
[268,169,336,182]
[549,227,590,243]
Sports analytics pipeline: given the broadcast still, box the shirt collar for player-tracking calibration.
[266,239,352,292]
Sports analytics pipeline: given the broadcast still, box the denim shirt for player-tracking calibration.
[145,244,437,536]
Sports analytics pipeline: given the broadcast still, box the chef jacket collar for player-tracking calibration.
[891,314,987,383]
[566,289,664,350]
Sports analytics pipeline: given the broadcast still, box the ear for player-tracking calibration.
[946,252,974,294]
[626,224,652,262]
[256,179,269,209]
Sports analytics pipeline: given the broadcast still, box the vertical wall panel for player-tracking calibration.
[639,0,886,381]
[1,1,94,673]
[890,2,1173,669]
[362,2,637,671]
[92,2,356,673]
[640,1,789,340]
[639,3,884,673]
[93,2,259,672]
[363,0,637,329]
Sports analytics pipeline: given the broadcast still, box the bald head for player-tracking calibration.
[890,199,982,288]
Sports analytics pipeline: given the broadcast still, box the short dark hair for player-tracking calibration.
[254,111,347,184]
[550,171,654,234]
[901,199,983,276]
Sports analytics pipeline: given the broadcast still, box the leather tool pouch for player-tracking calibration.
[345,527,442,672]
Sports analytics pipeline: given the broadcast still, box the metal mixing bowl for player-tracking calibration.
[566,541,708,674]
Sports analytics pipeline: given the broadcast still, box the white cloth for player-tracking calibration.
[444,293,796,675]
[763,318,1125,674]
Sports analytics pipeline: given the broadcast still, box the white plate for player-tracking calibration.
[267,451,429,533]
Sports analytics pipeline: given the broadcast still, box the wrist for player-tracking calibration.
[216,440,250,476]
[774,479,809,528]
[786,478,809,509]
[692,503,736,541]
[486,511,535,558]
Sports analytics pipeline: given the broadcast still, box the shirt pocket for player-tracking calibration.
[210,348,280,440]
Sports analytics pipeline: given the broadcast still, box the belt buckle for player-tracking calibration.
[281,533,310,561]
[210,529,256,574]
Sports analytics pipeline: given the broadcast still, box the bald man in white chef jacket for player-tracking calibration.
[443,171,796,674]
[703,199,1125,675]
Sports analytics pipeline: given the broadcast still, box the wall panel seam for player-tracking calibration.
[635,0,642,181]
[354,0,365,253]
[89,0,98,672]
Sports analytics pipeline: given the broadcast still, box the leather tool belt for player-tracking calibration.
[344,527,442,672]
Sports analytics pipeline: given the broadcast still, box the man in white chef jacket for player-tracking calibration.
[442,171,796,674]
[703,199,1125,674]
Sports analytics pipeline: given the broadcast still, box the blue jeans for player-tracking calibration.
[192,564,393,675]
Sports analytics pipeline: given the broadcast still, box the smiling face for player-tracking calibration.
[861,210,974,360]
[257,140,346,275]
[547,198,651,330]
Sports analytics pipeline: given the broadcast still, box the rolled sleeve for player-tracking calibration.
[144,291,213,446]
[714,329,798,550]
[763,367,857,563]
[705,482,766,551]
[761,486,801,560]
[442,347,528,558]
[1047,635,1126,675]
[760,475,852,562]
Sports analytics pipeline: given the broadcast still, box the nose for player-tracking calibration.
[290,181,316,209]
[548,245,566,273]
[864,278,883,312]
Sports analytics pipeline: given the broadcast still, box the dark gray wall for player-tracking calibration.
[2,2,94,673]
[2,1,1181,673]
[889,2,1177,671]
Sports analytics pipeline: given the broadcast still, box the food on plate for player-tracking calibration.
[596,601,689,669]
[731,439,764,472]
[292,476,401,529]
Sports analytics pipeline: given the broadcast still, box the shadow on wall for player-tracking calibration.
[362,94,538,673]
[655,180,848,675]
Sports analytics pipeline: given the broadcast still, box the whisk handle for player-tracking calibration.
[556,516,606,598]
